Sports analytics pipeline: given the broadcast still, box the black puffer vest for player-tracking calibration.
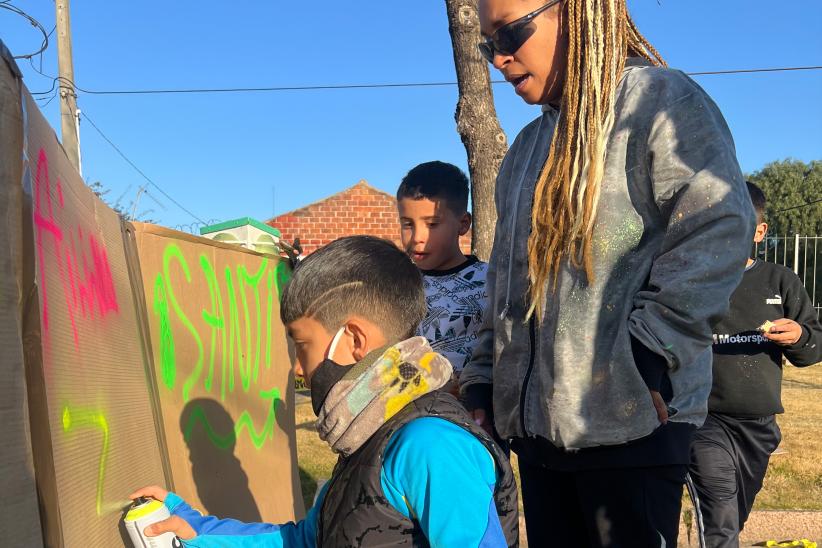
[316,391,519,547]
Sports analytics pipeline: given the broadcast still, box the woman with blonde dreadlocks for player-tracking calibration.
[459,0,755,545]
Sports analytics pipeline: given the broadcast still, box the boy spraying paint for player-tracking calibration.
[396,161,489,392]
[130,236,518,547]
[688,182,822,547]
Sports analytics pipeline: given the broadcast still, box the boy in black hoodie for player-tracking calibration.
[688,182,822,547]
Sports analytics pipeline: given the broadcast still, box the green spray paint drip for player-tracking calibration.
[224,267,240,393]
[163,244,204,403]
[153,274,176,390]
[265,270,274,370]
[182,388,282,450]
[200,255,225,394]
[62,405,110,516]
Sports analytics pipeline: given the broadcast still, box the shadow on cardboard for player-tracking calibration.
[179,399,262,522]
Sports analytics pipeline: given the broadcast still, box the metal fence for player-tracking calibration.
[754,235,822,318]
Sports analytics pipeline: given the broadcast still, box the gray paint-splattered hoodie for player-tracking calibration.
[460,60,756,449]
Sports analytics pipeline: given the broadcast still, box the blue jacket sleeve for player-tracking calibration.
[164,486,326,548]
[380,417,506,548]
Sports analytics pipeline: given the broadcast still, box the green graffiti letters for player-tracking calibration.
[200,255,225,394]
[62,405,110,516]
[265,270,274,370]
[153,274,176,390]
[182,388,281,450]
[152,244,291,450]
[163,244,205,403]
[239,261,267,386]
[224,266,241,393]
[273,259,290,297]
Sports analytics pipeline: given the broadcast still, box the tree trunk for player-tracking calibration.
[445,0,508,261]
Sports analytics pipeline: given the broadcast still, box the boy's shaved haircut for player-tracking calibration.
[397,161,470,216]
[280,236,426,342]
[746,181,766,224]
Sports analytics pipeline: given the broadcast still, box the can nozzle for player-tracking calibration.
[132,496,151,506]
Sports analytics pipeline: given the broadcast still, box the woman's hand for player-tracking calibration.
[650,390,668,424]
[471,407,496,437]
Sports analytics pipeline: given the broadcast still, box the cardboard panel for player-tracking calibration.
[132,223,303,523]
[0,41,43,547]
[20,90,168,545]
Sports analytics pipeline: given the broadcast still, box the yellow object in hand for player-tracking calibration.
[759,320,776,333]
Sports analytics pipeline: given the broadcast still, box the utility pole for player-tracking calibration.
[55,0,81,174]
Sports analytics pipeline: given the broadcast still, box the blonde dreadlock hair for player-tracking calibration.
[526,0,664,320]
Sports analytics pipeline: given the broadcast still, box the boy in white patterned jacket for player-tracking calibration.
[396,162,488,392]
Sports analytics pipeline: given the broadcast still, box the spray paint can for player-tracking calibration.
[124,497,182,548]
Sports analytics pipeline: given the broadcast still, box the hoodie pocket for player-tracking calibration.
[630,334,675,421]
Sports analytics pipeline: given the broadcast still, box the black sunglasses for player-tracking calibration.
[478,0,562,63]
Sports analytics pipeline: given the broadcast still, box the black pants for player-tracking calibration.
[687,413,780,548]
[518,459,688,547]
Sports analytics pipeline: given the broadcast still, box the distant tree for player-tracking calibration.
[88,180,125,217]
[88,181,157,223]
[749,159,822,236]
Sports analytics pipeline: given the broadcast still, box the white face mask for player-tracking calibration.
[311,326,352,414]
[326,326,347,363]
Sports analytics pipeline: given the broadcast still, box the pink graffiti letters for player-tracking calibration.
[33,148,119,352]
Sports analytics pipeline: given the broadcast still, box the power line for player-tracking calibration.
[687,66,822,76]
[29,56,56,81]
[1,3,49,59]
[47,80,464,96]
[37,90,58,108]
[29,65,822,97]
[79,109,207,224]
[31,25,57,75]
[775,197,822,214]
[30,75,72,96]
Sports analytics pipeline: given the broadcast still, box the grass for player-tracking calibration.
[294,366,822,512]
[294,396,336,510]
[755,364,822,510]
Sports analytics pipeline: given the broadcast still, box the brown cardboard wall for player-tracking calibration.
[0,42,44,547]
[20,89,168,545]
[132,223,303,524]
[3,39,303,545]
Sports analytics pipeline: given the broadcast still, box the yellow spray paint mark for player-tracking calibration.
[62,405,110,516]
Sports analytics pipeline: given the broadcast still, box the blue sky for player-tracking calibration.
[3,1,821,230]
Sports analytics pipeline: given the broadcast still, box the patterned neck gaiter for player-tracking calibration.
[316,336,453,457]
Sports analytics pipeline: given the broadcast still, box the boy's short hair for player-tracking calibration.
[746,181,766,223]
[396,161,470,215]
[280,236,426,342]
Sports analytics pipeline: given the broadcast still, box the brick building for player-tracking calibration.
[267,180,471,255]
